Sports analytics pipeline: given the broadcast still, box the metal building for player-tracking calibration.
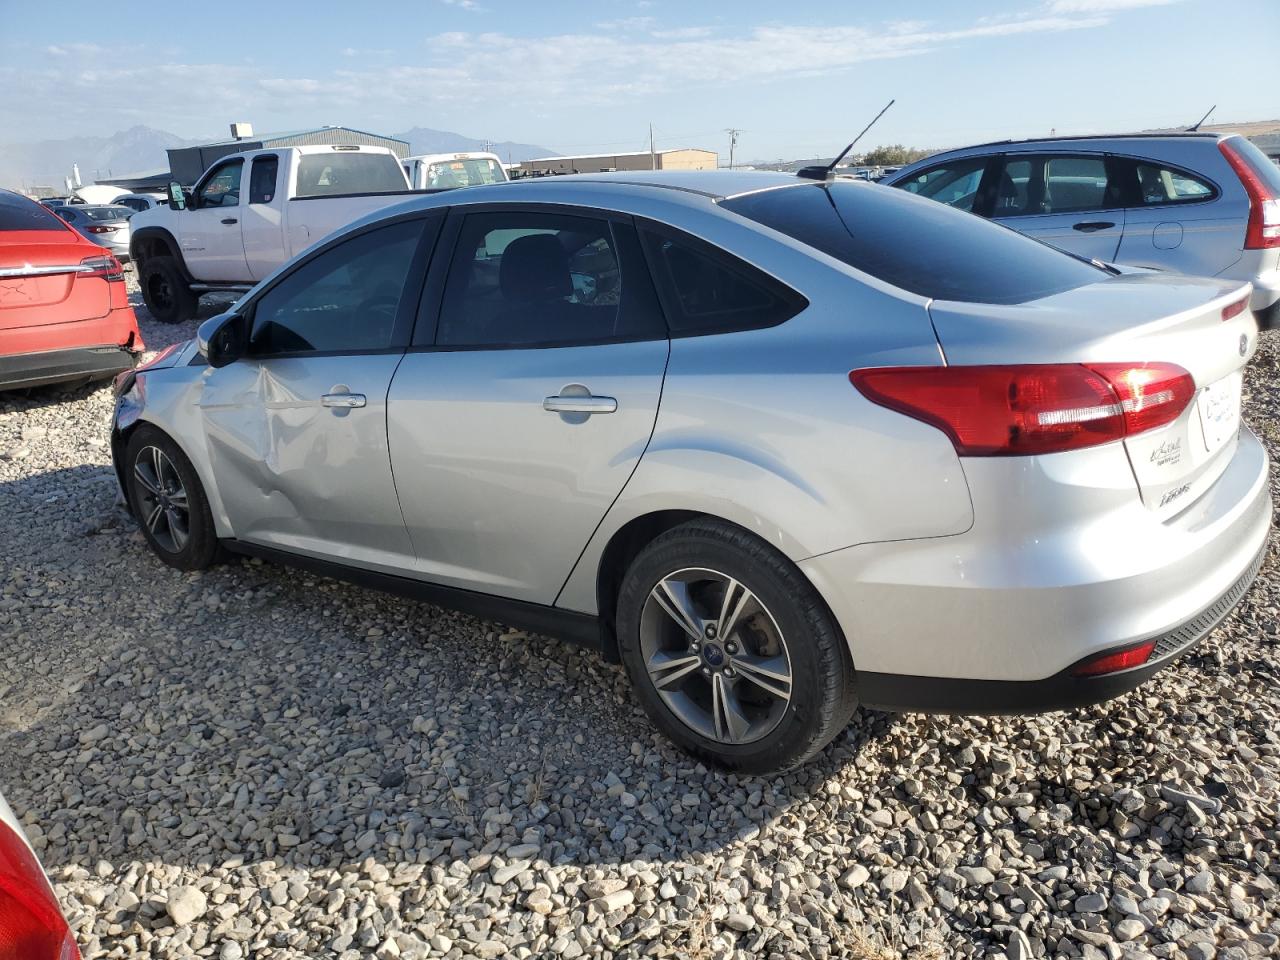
[517,148,718,177]
[165,126,410,184]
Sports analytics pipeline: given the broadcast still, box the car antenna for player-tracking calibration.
[1187,104,1216,132]
[797,99,896,181]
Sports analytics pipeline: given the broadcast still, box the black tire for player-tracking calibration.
[616,519,857,774]
[139,255,198,324]
[1257,302,1279,332]
[124,425,220,571]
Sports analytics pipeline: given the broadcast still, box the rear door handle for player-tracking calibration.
[321,393,366,408]
[1073,221,1115,233]
[543,395,617,415]
[221,218,238,225]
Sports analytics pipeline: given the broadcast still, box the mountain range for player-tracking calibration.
[0,125,558,189]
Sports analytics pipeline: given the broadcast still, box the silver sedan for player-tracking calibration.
[55,204,133,262]
[109,171,1272,773]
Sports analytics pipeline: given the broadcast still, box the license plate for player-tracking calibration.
[1197,374,1241,452]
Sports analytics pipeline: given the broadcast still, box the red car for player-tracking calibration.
[0,189,143,391]
[0,789,80,959]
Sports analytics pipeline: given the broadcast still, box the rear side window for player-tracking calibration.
[295,152,407,198]
[1133,162,1215,205]
[640,226,806,335]
[249,155,279,204]
[0,193,68,231]
[722,182,1106,305]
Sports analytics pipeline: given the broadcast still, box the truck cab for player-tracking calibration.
[402,152,508,190]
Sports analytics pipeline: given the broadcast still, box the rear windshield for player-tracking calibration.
[1225,135,1280,195]
[86,206,133,220]
[295,152,407,198]
[720,181,1107,305]
[0,192,69,231]
[424,158,505,188]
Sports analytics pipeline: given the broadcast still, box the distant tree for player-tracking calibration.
[860,144,932,166]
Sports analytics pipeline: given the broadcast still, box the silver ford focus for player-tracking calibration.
[110,171,1272,773]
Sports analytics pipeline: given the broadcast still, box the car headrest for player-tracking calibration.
[499,234,572,302]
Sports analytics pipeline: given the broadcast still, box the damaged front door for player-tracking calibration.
[196,217,431,571]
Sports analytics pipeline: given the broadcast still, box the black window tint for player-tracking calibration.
[1133,162,1215,205]
[295,153,407,198]
[58,208,78,222]
[640,227,804,335]
[721,182,1106,305]
[250,220,422,354]
[1,193,69,231]
[436,212,664,348]
[895,156,988,213]
[249,156,279,204]
[195,160,242,208]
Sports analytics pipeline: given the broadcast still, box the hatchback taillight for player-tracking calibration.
[78,255,124,282]
[85,225,117,234]
[0,820,80,960]
[849,363,1195,456]
[1220,140,1280,250]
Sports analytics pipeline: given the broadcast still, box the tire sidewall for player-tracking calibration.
[616,527,847,773]
[140,257,194,324]
[124,426,218,571]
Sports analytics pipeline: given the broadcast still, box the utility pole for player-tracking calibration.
[650,123,656,170]
[725,128,742,169]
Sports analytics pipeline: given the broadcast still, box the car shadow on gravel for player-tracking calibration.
[1,463,900,882]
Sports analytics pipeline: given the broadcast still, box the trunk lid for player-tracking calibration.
[0,234,112,328]
[929,273,1257,519]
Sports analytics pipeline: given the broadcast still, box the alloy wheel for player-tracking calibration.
[132,445,190,553]
[639,567,792,745]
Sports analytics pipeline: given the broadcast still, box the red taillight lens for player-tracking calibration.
[850,363,1195,456]
[78,255,124,282]
[0,821,80,960]
[85,225,116,234]
[1071,640,1157,677]
[1220,140,1280,250]
[1221,296,1248,321]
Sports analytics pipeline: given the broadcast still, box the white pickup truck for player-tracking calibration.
[130,144,416,322]
[402,152,508,190]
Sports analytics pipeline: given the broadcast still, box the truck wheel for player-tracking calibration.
[140,256,198,324]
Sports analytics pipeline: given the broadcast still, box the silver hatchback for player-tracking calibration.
[883,134,1280,329]
[111,171,1272,773]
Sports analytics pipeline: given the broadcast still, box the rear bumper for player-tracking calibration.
[0,344,139,391]
[801,426,1273,704]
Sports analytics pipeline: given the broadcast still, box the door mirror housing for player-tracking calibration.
[167,181,188,211]
[198,312,248,368]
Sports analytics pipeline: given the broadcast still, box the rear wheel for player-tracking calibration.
[124,426,220,571]
[1257,301,1279,332]
[616,519,857,774]
[139,255,197,324]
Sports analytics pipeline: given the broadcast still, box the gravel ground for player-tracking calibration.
[1,272,1278,960]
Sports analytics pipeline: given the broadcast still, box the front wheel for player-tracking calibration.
[616,519,857,774]
[139,256,198,324]
[124,426,220,571]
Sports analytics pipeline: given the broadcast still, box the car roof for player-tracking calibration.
[510,169,803,201]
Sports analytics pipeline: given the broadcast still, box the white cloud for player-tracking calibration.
[1047,0,1182,12]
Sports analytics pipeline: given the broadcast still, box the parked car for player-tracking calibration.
[882,133,1280,328]
[110,171,1270,773]
[129,144,413,322]
[112,192,165,213]
[402,152,509,190]
[55,204,134,263]
[0,788,82,958]
[1,189,143,391]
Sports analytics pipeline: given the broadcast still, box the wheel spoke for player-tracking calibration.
[133,461,161,495]
[712,673,751,743]
[151,446,166,489]
[731,654,792,701]
[144,502,165,533]
[167,487,188,509]
[716,578,753,642]
[167,509,189,550]
[652,578,704,641]
[646,651,702,690]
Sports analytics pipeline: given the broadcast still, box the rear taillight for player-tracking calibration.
[1070,640,1157,677]
[850,363,1195,456]
[78,255,124,282]
[0,820,80,960]
[85,225,117,234]
[1220,140,1280,249]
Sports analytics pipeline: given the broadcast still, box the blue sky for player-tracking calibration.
[1,0,1276,160]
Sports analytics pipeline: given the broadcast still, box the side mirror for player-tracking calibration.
[167,180,188,211]
[197,312,248,368]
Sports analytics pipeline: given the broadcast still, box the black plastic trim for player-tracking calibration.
[858,540,1267,714]
[222,540,609,657]
[0,345,137,391]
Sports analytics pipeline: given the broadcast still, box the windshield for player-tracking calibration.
[295,152,407,197]
[425,157,505,188]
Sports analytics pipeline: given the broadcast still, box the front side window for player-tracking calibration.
[434,211,663,348]
[196,161,243,209]
[249,156,279,204]
[896,156,988,213]
[1134,162,1215,205]
[250,219,423,355]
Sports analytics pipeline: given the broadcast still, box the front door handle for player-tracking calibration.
[221,217,238,225]
[321,393,367,408]
[1073,221,1115,233]
[543,394,617,415]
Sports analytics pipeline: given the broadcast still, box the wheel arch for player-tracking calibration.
[130,227,192,280]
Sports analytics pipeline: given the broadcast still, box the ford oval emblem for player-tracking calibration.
[1240,333,1248,357]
